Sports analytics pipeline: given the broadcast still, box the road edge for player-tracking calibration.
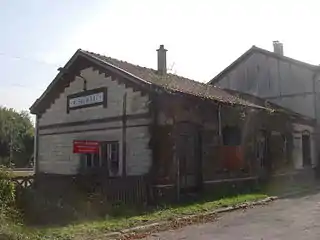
[104,196,278,239]
[104,187,320,239]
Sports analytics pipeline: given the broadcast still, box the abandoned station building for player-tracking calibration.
[30,45,316,198]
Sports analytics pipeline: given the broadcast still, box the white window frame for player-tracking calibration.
[102,141,121,177]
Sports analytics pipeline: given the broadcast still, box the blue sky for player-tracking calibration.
[1,0,320,113]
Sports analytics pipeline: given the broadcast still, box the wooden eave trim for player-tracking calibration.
[31,57,157,117]
[30,51,155,115]
[30,49,83,114]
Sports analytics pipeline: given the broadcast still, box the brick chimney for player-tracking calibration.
[157,45,167,75]
[273,41,284,55]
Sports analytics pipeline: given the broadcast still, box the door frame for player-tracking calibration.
[174,122,202,194]
[302,131,312,167]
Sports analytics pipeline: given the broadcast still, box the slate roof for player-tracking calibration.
[209,45,320,85]
[80,50,266,109]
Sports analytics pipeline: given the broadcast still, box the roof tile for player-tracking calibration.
[81,50,265,109]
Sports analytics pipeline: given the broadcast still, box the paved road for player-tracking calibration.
[146,191,320,240]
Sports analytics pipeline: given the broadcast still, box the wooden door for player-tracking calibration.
[176,123,201,191]
[302,134,311,167]
[256,130,271,175]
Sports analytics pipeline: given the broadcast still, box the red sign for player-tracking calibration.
[73,140,100,154]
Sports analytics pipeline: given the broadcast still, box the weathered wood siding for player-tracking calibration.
[38,67,151,175]
[214,52,316,119]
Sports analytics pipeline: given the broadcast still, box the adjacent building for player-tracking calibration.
[209,41,319,169]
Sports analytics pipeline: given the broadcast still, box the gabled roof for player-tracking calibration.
[83,50,268,107]
[30,49,267,114]
[209,46,319,85]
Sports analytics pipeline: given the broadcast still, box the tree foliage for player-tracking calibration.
[0,107,34,167]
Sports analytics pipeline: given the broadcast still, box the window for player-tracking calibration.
[222,126,241,146]
[79,141,120,176]
[102,141,120,176]
[81,153,100,169]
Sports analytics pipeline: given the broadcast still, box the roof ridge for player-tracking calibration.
[252,46,319,68]
[82,49,153,68]
[81,49,209,85]
[209,45,320,85]
[79,49,267,109]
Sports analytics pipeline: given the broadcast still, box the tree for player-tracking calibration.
[0,107,34,168]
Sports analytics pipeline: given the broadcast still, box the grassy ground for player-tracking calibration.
[3,171,316,239]
[3,173,314,239]
[34,193,266,240]
[0,193,267,240]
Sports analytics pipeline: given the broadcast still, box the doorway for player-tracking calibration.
[256,130,271,175]
[100,141,121,176]
[175,123,201,193]
[302,133,311,167]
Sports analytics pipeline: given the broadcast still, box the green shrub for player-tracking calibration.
[0,166,15,207]
[0,167,33,239]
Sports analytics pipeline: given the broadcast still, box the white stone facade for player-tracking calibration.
[37,67,152,175]
[39,67,149,126]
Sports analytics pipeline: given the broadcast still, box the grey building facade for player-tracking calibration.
[209,41,319,169]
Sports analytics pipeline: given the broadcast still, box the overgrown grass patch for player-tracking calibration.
[38,193,267,239]
[0,168,268,240]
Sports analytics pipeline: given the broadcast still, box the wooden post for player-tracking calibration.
[148,92,159,203]
[122,93,127,177]
[218,104,222,137]
[34,115,39,175]
[172,115,180,202]
[176,155,180,201]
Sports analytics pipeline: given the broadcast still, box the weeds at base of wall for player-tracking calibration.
[0,166,34,240]
[38,193,268,240]
[1,171,314,240]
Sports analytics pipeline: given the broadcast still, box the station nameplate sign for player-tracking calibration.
[69,92,103,108]
[67,87,107,112]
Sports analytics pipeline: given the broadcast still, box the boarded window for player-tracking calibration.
[222,126,241,146]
